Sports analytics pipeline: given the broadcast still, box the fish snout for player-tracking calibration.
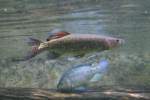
[106,38,125,48]
[114,38,125,48]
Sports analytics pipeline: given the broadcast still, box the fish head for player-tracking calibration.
[104,37,125,49]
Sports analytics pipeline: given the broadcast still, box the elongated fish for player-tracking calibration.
[57,60,109,92]
[22,33,124,61]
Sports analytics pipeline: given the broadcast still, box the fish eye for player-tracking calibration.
[116,39,119,42]
[46,38,49,41]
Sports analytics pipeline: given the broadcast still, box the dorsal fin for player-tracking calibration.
[47,31,71,41]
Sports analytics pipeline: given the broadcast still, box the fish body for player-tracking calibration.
[57,60,109,91]
[40,34,124,55]
[23,33,124,60]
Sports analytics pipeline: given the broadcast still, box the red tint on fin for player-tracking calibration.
[21,46,39,61]
[18,37,43,61]
[46,32,70,41]
[56,32,70,37]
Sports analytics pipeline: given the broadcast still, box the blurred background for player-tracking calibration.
[0,0,150,89]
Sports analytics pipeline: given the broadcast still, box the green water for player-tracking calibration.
[0,0,150,89]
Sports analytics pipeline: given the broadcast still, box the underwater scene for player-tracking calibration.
[0,0,150,100]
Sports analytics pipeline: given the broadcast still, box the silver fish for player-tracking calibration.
[57,60,109,91]
[22,33,124,61]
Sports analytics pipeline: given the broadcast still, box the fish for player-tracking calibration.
[22,33,124,61]
[57,60,109,92]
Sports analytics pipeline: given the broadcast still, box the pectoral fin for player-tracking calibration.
[90,73,102,82]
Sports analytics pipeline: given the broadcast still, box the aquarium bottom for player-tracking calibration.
[0,86,149,100]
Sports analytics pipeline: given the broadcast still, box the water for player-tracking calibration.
[0,0,150,91]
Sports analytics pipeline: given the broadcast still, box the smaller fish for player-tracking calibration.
[57,60,109,92]
[46,29,70,41]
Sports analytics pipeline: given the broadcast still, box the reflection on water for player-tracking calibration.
[0,0,150,91]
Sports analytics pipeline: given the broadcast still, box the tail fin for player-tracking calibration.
[27,37,42,46]
[22,37,43,61]
[17,37,43,61]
